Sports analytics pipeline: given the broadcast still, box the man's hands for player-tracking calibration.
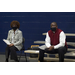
[47,46,54,51]
[9,44,14,47]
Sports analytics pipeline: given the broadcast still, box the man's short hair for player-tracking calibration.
[51,22,57,26]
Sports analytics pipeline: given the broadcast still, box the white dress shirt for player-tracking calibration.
[45,31,66,49]
[11,29,18,43]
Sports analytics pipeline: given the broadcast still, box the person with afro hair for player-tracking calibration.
[5,20,23,62]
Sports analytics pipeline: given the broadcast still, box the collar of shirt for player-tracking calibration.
[53,31,55,33]
[12,29,18,34]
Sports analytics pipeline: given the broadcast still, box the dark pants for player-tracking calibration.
[39,46,67,62]
[5,45,18,61]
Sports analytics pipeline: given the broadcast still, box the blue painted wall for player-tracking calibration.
[0,12,75,53]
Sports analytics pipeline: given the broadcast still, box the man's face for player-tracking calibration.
[50,22,57,31]
[51,23,57,28]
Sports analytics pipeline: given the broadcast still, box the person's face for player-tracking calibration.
[12,24,17,27]
[51,23,57,28]
[50,23,58,31]
[12,24,18,30]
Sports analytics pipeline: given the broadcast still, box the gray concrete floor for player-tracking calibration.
[0,54,38,62]
[1,54,75,62]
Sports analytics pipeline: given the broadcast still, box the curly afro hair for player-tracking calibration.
[10,20,20,28]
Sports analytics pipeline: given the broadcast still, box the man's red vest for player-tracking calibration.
[48,28,68,48]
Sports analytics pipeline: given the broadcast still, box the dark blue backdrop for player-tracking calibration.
[0,12,75,53]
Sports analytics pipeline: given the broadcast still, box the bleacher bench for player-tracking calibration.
[24,33,75,62]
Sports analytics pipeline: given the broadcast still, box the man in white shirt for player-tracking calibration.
[39,22,68,62]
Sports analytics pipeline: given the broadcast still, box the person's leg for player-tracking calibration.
[58,46,67,62]
[45,47,67,62]
[39,49,45,62]
[45,49,58,54]
[5,45,10,62]
[10,46,19,62]
[39,48,58,62]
